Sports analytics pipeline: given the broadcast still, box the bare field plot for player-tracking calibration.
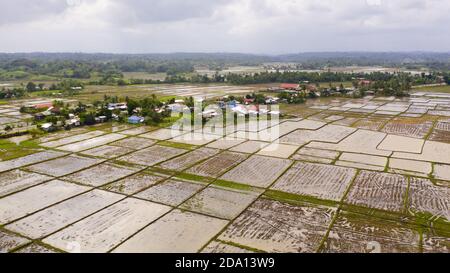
[388,158,432,177]
[344,171,408,213]
[393,141,450,165]
[281,119,326,130]
[111,137,156,150]
[6,190,123,239]
[119,126,154,136]
[0,150,67,173]
[378,135,424,153]
[57,133,126,152]
[407,178,450,221]
[102,172,165,195]
[322,211,420,253]
[325,115,345,122]
[43,198,171,253]
[257,143,299,158]
[206,138,246,150]
[14,243,57,253]
[229,141,268,154]
[291,147,339,164]
[429,130,450,143]
[118,145,187,166]
[158,147,219,171]
[140,128,186,141]
[308,130,391,157]
[332,117,360,126]
[377,103,409,113]
[218,198,336,253]
[0,230,30,253]
[353,118,388,131]
[113,210,228,253]
[336,153,387,171]
[0,170,52,197]
[0,116,18,125]
[0,180,89,225]
[26,155,104,177]
[201,241,253,253]
[135,179,205,206]
[422,233,450,253]
[221,155,292,188]
[309,112,333,122]
[280,125,356,146]
[428,119,450,143]
[63,162,142,187]
[38,128,89,143]
[170,132,222,146]
[81,145,135,159]
[381,117,434,139]
[40,131,105,148]
[272,162,356,201]
[180,186,261,219]
[187,151,248,178]
[433,164,450,181]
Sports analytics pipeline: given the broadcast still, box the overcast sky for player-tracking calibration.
[1,0,449,54]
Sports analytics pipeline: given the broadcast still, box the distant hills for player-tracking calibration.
[0,52,449,64]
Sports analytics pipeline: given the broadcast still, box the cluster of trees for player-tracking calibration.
[442,72,450,85]
[277,92,307,104]
[360,77,411,97]
[95,95,170,124]
[0,56,196,81]
[0,87,26,99]
[224,71,444,86]
[27,94,172,132]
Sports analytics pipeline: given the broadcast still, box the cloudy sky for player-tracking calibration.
[1,0,449,54]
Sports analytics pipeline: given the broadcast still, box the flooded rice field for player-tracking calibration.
[0,92,449,253]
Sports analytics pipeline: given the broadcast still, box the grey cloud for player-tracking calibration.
[0,0,449,53]
[115,0,229,23]
[0,0,68,25]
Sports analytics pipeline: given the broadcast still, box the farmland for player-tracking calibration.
[0,90,449,253]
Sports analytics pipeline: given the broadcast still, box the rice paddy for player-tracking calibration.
[1,91,449,253]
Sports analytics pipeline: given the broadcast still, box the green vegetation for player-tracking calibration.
[213,179,255,192]
[157,141,197,150]
[277,91,306,104]
[264,189,339,208]
[175,172,214,183]
[0,139,41,161]
[414,84,450,93]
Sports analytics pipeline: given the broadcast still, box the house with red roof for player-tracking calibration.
[280,83,300,90]
[359,80,372,86]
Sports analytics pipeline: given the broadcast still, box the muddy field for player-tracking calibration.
[218,198,336,252]
[186,151,248,178]
[102,172,165,195]
[180,186,261,219]
[118,145,187,166]
[344,171,408,213]
[43,198,171,253]
[220,155,292,187]
[322,211,421,253]
[25,155,104,177]
[272,162,356,201]
[63,162,142,187]
[135,179,205,206]
[158,147,219,171]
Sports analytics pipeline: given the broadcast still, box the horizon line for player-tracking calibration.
[1,50,450,56]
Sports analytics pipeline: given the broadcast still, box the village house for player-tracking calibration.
[280,83,300,90]
[108,102,128,111]
[128,115,144,124]
[359,80,372,86]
